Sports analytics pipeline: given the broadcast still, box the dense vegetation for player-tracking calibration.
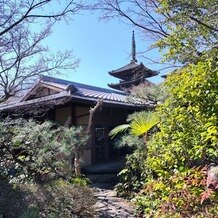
[0,119,88,183]
[115,52,218,217]
[0,179,95,218]
[99,0,218,216]
[0,119,95,217]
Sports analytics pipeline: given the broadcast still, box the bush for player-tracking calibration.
[115,147,147,198]
[135,168,218,217]
[116,55,218,216]
[0,119,88,183]
[133,56,218,216]
[69,176,91,187]
[147,58,218,176]
[0,179,96,218]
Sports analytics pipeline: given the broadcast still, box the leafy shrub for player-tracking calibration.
[132,56,218,216]
[115,147,147,198]
[146,58,218,176]
[41,180,95,217]
[0,179,96,218]
[135,168,218,217]
[69,176,91,186]
[116,55,218,216]
[113,111,158,198]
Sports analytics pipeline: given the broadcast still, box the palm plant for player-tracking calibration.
[109,111,159,143]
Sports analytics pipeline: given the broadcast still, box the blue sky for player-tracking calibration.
[45,11,164,89]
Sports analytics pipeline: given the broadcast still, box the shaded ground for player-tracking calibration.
[0,179,96,218]
[85,161,135,217]
[91,183,135,218]
[83,160,125,174]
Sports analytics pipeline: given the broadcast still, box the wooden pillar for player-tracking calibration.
[104,126,110,161]
[71,103,76,125]
[90,125,96,164]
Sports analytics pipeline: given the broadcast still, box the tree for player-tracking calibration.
[127,83,166,106]
[110,111,159,198]
[63,99,102,177]
[0,0,85,37]
[133,54,218,216]
[147,54,218,175]
[0,119,89,183]
[92,0,218,64]
[0,0,86,102]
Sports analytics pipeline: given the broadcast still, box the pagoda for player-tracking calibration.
[108,31,158,91]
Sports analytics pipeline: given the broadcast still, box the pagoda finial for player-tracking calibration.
[131,31,137,62]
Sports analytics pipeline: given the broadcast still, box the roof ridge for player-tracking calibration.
[40,75,125,95]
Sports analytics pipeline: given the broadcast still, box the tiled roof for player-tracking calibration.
[0,76,142,112]
[0,92,71,111]
[108,77,154,91]
[109,61,139,74]
[108,61,158,80]
[40,76,129,104]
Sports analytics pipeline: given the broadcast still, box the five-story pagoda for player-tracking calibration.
[108,31,158,91]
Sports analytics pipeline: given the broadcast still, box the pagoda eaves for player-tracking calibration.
[108,31,158,91]
[109,61,158,80]
[108,77,153,91]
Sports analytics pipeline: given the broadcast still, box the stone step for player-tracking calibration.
[87,173,119,184]
[92,186,135,218]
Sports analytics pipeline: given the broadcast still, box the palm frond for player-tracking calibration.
[130,111,159,136]
[109,124,130,138]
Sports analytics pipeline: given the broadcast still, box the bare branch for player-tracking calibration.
[0,0,86,37]
[86,99,103,133]
[92,0,169,38]
[189,16,218,33]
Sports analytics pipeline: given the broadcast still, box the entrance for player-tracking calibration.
[94,125,107,161]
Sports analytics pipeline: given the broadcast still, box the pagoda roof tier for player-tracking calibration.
[108,77,153,91]
[108,61,158,80]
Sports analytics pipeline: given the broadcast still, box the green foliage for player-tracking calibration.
[147,58,218,176]
[0,119,88,183]
[69,177,91,187]
[0,179,96,218]
[110,111,159,138]
[156,0,218,63]
[109,124,130,138]
[115,55,218,216]
[131,56,218,216]
[115,134,144,149]
[129,111,159,137]
[111,111,159,198]
[115,147,147,198]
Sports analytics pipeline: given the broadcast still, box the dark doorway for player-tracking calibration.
[94,125,106,161]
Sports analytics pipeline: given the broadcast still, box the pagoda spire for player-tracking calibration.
[131,31,137,62]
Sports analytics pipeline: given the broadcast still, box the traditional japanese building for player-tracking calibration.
[0,32,158,168]
[108,31,158,91]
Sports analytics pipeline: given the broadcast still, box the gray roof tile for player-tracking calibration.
[0,76,149,111]
[41,76,129,103]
